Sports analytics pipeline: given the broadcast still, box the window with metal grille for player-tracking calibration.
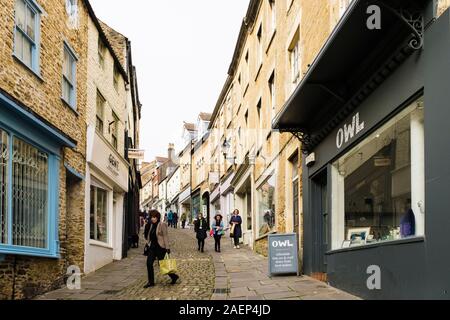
[0,129,50,250]
[0,130,9,245]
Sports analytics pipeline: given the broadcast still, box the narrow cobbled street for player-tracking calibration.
[37,228,358,300]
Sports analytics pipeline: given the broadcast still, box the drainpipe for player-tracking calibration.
[250,161,256,251]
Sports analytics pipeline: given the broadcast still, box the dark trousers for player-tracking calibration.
[233,233,240,246]
[146,247,177,285]
[197,239,205,252]
[174,220,178,228]
[214,235,222,251]
[182,220,186,228]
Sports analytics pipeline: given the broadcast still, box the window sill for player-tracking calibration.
[255,230,277,242]
[326,236,425,255]
[12,54,44,82]
[61,97,79,116]
[89,239,113,250]
[0,245,59,259]
[266,30,276,53]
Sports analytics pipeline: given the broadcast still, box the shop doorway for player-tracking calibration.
[311,169,329,281]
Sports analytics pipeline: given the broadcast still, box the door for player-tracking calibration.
[312,170,329,278]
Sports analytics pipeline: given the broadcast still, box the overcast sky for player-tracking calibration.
[89,0,250,162]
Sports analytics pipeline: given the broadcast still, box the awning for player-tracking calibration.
[272,0,428,151]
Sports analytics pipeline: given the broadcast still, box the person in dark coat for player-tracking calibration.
[229,209,242,249]
[173,212,178,229]
[194,214,209,252]
[143,210,179,288]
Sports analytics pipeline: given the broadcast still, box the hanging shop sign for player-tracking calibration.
[128,149,145,160]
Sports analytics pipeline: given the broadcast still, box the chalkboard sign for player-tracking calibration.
[268,233,299,276]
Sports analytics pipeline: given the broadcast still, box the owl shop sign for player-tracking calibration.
[336,113,365,149]
[268,234,299,276]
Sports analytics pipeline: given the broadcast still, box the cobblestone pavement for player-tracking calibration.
[36,226,359,300]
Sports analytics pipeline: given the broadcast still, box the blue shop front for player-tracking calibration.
[0,89,75,259]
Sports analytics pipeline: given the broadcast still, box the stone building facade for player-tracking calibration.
[198,0,362,263]
[84,9,130,273]
[0,0,89,299]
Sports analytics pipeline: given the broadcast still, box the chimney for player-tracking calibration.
[168,143,175,163]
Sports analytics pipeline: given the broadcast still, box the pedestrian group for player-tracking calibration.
[141,208,243,288]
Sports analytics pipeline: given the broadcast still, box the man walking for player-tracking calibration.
[173,212,178,229]
[167,210,173,228]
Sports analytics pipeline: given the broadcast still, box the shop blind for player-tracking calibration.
[12,137,49,249]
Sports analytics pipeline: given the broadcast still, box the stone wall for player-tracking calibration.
[0,0,89,300]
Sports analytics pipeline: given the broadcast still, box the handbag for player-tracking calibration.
[143,243,150,256]
[159,253,177,275]
[230,223,235,237]
[210,229,214,237]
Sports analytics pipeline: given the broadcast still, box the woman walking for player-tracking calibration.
[211,213,225,252]
[194,214,209,252]
[229,209,242,249]
[143,210,179,288]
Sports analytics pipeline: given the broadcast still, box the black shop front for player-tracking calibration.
[273,0,450,299]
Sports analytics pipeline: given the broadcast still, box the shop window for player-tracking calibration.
[14,0,41,74]
[331,99,425,249]
[257,174,276,237]
[90,185,108,243]
[0,126,60,257]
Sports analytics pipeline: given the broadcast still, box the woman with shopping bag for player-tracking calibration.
[229,209,242,249]
[143,210,179,288]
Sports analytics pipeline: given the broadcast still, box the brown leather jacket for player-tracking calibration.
[144,222,170,249]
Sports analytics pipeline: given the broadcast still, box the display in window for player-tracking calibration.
[332,100,424,248]
[90,185,108,243]
[258,175,276,237]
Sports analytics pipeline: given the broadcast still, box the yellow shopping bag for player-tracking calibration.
[159,253,177,275]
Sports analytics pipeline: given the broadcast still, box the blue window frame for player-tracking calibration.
[62,42,78,109]
[13,0,42,75]
[0,91,70,259]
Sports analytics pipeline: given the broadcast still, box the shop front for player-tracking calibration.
[85,126,129,273]
[178,187,191,224]
[231,164,253,248]
[273,0,450,299]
